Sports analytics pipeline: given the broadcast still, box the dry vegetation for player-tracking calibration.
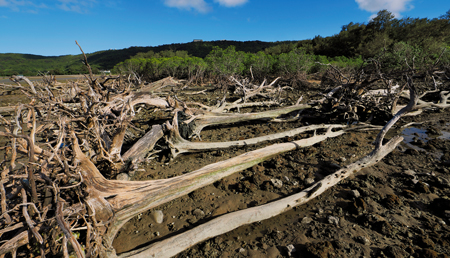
[0,44,449,258]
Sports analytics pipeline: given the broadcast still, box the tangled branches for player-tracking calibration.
[0,43,449,258]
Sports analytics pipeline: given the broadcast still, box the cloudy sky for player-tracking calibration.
[0,0,448,56]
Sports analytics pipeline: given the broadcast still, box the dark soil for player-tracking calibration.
[111,81,450,258]
[1,78,449,258]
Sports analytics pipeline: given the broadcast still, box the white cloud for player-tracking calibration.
[164,0,211,13]
[164,0,248,13]
[214,0,247,7]
[0,0,45,12]
[355,0,414,18]
[57,0,97,13]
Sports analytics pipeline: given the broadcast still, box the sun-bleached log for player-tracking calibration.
[182,104,312,139]
[166,111,347,157]
[116,73,419,258]
[70,125,344,256]
[122,124,164,163]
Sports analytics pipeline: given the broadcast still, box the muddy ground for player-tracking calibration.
[1,77,450,258]
[111,80,450,258]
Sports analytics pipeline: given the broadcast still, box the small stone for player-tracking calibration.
[301,216,313,224]
[284,176,290,182]
[328,216,339,226]
[286,244,296,256]
[356,236,371,245]
[351,190,361,198]
[238,248,246,253]
[404,169,416,177]
[193,208,205,218]
[339,157,346,162]
[271,178,283,188]
[152,210,164,224]
[305,178,315,185]
[116,173,129,181]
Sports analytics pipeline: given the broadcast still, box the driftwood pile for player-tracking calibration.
[0,44,449,258]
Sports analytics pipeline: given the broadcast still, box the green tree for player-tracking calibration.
[245,51,276,80]
[205,46,246,77]
[276,48,313,78]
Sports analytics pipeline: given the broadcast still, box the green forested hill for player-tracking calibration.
[1,9,449,77]
[0,40,287,76]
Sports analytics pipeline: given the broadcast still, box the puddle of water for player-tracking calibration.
[438,131,450,141]
[401,127,429,143]
[401,126,448,160]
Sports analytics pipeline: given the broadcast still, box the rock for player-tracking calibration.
[193,208,205,218]
[286,244,296,256]
[327,216,339,226]
[351,189,361,198]
[305,177,315,185]
[339,156,346,162]
[356,236,371,245]
[270,178,283,188]
[301,216,313,224]
[404,169,416,177]
[116,173,130,181]
[151,210,164,224]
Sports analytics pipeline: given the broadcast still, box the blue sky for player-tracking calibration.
[0,0,448,56]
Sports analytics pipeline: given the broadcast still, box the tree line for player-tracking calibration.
[1,9,449,77]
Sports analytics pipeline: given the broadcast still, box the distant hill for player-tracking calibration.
[0,40,293,76]
[2,9,449,77]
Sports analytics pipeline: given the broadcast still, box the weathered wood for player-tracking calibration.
[122,124,164,162]
[183,104,312,138]
[166,111,347,157]
[117,74,419,258]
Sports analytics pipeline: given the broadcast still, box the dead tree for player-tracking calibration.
[0,43,448,258]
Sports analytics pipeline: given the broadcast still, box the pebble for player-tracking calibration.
[286,244,296,256]
[301,217,313,224]
[271,178,283,188]
[351,190,361,198]
[305,178,315,185]
[328,216,339,226]
[404,169,416,177]
[356,236,371,245]
[152,210,164,224]
[193,208,205,218]
[116,173,130,181]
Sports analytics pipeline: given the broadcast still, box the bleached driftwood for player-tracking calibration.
[116,74,419,258]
